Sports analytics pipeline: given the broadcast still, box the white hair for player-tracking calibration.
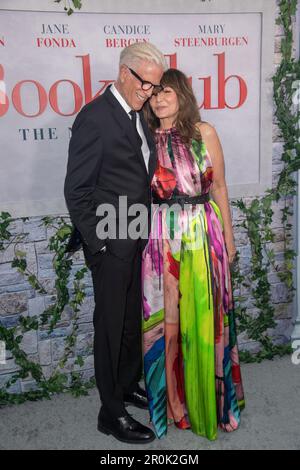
[119,42,167,70]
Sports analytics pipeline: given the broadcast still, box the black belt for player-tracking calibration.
[152,193,210,209]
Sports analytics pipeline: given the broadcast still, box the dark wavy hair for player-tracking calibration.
[143,68,202,145]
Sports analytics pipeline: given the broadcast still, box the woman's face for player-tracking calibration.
[149,86,179,126]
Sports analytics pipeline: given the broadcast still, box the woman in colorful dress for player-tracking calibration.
[142,69,245,440]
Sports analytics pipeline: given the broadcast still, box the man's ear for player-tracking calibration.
[119,64,127,84]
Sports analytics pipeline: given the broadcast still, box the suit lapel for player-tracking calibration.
[104,88,149,176]
[140,111,157,182]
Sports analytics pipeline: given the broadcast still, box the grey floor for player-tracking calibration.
[0,356,299,450]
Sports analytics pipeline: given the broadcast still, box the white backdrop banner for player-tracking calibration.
[0,3,275,216]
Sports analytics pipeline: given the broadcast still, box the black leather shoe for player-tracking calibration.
[97,409,155,444]
[124,385,148,410]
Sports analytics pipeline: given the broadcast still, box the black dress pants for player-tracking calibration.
[88,244,143,418]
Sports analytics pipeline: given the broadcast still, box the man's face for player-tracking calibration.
[119,60,164,111]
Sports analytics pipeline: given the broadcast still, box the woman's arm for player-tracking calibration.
[197,122,236,263]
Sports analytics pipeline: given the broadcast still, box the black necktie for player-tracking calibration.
[129,110,143,147]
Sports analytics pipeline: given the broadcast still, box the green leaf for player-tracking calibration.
[15,250,26,258]
[0,211,11,220]
[75,356,84,367]
[57,225,72,240]
[72,0,82,9]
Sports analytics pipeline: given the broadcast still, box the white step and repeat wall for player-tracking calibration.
[0,0,276,217]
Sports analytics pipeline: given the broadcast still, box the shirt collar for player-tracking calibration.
[110,83,132,115]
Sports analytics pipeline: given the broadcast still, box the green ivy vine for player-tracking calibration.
[0,214,94,405]
[54,0,82,16]
[231,0,299,362]
[0,0,299,405]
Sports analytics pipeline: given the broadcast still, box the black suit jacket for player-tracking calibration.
[64,86,156,261]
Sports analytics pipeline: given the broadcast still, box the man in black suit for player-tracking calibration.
[64,43,166,444]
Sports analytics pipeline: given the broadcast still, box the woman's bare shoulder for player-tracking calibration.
[196,121,218,139]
